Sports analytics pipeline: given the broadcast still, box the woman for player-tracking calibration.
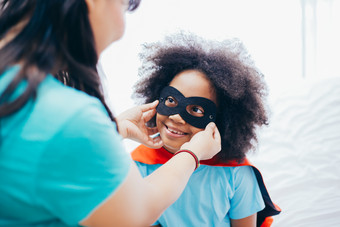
[0,1,221,226]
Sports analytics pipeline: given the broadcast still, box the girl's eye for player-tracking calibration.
[192,106,203,114]
[186,105,204,117]
[165,96,178,107]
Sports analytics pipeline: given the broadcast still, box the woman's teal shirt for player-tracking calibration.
[0,67,131,226]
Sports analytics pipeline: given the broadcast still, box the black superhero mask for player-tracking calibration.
[156,86,217,129]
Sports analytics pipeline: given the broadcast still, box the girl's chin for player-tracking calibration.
[159,127,189,153]
[162,143,181,154]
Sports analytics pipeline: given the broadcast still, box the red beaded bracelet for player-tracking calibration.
[174,150,200,170]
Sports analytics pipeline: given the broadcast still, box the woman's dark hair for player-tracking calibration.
[133,32,268,162]
[0,0,140,121]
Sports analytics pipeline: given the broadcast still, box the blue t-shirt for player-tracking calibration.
[0,67,131,226]
[135,161,265,227]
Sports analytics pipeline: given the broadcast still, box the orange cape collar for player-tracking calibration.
[131,144,252,167]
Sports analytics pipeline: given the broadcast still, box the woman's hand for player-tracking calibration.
[180,122,221,160]
[117,100,163,149]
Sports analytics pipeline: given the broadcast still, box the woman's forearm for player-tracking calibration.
[81,154,196,227]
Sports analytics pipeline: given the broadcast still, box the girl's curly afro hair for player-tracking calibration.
[132,32,269,162]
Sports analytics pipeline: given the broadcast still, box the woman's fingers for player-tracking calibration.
[208,122,221,151]
[144,134,163,149]
[140,100,158,112]
[214,124,221,144]
[180,122,221,160]
[204,122,215,132]
[147,127,159,136]
[206,122,221,144]
[142,108,157,122]
[140,100,158,122]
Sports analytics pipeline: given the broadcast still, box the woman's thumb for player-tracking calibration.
[205,122,216,132]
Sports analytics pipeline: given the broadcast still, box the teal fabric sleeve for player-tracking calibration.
[228,166,265,219]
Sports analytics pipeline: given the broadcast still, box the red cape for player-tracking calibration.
[131,145,281,227]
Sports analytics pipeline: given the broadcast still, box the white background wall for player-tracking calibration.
[98,0,340,150]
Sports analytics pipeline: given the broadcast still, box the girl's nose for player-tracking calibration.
[168,114,186,124]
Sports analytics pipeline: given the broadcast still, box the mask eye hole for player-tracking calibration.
[186,105,204,117]
[165,96,178,107]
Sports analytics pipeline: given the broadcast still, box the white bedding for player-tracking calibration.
[248,76,340,226]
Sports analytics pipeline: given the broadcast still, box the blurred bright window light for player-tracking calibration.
[99,0,340,115]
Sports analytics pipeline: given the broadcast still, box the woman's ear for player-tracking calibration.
[84,0,95,12]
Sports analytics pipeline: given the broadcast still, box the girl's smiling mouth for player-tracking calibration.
[164,124,188,137]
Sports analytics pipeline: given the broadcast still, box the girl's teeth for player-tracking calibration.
[168,128,184,135]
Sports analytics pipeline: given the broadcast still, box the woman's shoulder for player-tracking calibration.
[28,75,114,140]
[41,75,106,115]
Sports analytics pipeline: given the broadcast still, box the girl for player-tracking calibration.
[0,1,221,226]
[132,32,281,227]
